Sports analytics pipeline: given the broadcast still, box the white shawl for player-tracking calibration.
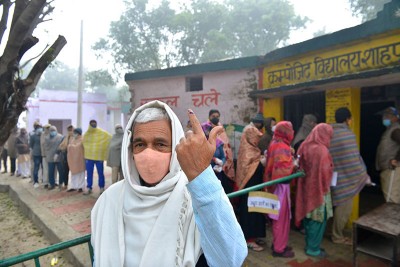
[91,101,202,267]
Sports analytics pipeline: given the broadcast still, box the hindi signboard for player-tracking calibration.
[248,191,280,215]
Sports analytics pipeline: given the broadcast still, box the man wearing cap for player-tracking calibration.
[44,126,64,190]
[30,123,43,188]
[41,124,51,188]
[376,106,400,203]
[82,120,111,195]
[234,112,266,252]
[58,124,74,189]
[29,121,42,182]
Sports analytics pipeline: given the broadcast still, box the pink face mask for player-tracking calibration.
[133,148,171,185]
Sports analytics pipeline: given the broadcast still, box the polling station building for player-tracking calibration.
[252,0,400,220]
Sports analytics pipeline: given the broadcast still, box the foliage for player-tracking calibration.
[85,69,116,88]
[0,0,66,146]
[85,69,121,101]
[93,0,308,72]
[349,0,391,22]
[37,61,78,91]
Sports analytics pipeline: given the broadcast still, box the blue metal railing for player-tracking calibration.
[0,171,304,267]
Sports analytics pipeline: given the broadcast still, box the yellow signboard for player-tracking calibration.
[248,191,280,215]
[262,34,400,89]
[325,88,352,124]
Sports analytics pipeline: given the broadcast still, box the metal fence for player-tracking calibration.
[0,171,304,267]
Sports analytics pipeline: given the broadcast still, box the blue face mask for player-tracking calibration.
[36,128,43,135]
[383,119,391,127]
[50,131,57,137]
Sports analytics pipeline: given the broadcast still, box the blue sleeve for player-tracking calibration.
[187,166,247,267]
[211,145,226,167]
[218,145,226,165]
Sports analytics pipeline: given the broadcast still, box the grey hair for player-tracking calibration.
[134,107,170,123]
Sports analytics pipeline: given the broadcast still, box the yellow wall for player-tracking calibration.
[263,98,283,121]
[325,87,361,223]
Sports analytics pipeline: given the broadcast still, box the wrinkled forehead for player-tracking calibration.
[131,119,173,143]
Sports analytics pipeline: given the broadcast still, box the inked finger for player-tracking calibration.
[187,109,203,135]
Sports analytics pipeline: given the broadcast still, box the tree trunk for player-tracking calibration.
[0,35,67,146]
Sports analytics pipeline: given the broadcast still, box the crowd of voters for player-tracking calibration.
[1,101,399,266]
[188,104,399,261]
[0,120,124,195]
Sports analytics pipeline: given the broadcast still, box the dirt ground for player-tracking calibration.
[0,192,73,267]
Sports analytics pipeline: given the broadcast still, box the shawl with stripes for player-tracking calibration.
[329,123,369,206]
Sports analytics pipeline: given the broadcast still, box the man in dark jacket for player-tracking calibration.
[376,107,400,203]
[30,124,43,188]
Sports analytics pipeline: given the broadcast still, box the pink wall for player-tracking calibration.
[127,69,259,127]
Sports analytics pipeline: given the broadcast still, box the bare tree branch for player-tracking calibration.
[0,0,46,75]
[11,0,29,30]
[0,1,66,146]
[0,0,11,43]
[24,35,67,97]
[20,42,49,69]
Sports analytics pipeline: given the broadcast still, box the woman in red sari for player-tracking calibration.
[264,121,296,258]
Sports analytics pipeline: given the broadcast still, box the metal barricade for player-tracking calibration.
[0,171,304,267]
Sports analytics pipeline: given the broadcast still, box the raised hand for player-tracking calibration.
[176,109,223,181]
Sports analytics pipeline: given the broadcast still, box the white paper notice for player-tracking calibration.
[331,171,338,186]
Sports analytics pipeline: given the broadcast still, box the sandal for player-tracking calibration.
[272,247,295,258]
[332,237,352,246]
[247,242,264,252]
[255,239,266,246]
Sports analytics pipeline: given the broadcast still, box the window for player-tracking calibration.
[185,76,203,92]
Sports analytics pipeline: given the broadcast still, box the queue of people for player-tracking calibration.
[0,120,124,195]
[189,105,397,260]
[232,106,398,259]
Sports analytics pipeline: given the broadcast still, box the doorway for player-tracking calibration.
[283,91,326,132]
[360,101,393,184]
[358,84,398,215]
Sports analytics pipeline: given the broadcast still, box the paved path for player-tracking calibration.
[0,169,390,267]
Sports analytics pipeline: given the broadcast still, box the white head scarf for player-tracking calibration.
[91,101,201,267]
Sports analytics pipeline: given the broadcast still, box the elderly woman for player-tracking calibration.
[264,121,296,258]
[295,123,334,258]
[90,101,247,267]
[292,114,318,153]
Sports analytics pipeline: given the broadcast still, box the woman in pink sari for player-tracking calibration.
[264,121,296,258]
